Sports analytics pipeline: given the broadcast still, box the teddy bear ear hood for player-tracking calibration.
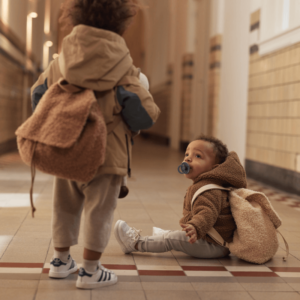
[58,25,133,91]
[199,151,247,188]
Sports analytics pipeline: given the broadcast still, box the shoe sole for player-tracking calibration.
[49,264,78,279]
[76,276,118,289]
[114,220,130,254]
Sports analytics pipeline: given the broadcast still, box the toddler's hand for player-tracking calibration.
[180,224,197,244]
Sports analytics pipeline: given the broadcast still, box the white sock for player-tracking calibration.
[83,259,99,273]
[54,250,70,262]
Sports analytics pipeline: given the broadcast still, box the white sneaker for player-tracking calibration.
[49,255,78,278]
[76,262,117,289]
[114,220,141,253]
[152,227,171,236]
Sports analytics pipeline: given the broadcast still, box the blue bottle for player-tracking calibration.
[178,162,190,174]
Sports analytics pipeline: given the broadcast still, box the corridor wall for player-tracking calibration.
[245,3,300,194]
[0,0,63,156]
[0,0,35,155]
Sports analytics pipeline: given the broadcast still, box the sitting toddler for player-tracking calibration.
[114,135,247,258]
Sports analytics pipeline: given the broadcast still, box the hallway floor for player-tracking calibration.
[0,138,300,300]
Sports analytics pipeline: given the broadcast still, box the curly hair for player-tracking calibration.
[59,0,140,35]
[196,135,228,164]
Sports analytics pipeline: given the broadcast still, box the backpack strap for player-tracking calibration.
[191,184,229,208]
[191,184,230,248]
[276,229,290,261]
[58,78,83,93]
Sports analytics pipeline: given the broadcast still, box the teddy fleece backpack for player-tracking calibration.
[191,184,289,264]
[15,78,121,216]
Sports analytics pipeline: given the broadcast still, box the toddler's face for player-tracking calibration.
[183,140,216,181]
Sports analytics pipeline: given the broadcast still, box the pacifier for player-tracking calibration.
[178,162,190,174]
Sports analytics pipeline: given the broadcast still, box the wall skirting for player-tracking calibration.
[245,159,300,196]
[0,139,18,156]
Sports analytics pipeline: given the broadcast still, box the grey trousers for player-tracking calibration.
[52,173,122,253]
[138,230,230,258]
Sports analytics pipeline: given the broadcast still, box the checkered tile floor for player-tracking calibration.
[0,140,300,300]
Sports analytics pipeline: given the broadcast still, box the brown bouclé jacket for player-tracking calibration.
[31,25,160,177]
[180,152,247,245]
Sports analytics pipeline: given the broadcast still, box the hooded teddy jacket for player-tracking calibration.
[30,25,160,177]
[179,151,247,245]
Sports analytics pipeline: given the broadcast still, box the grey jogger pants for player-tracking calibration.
[52,173,122,253]
[138,230,230,258]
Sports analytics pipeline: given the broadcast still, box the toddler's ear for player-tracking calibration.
[139,72,149,91]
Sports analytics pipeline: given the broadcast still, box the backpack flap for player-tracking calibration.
[16,79,98,149]
[15,78,107,183]
[228,188,282,264]
[239,189,282,229]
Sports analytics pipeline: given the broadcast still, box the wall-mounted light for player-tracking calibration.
[29,12,38,18]
[1,0,9,24]
[26,11,38,67]
[45,41,53,47]
[43,40,53,70]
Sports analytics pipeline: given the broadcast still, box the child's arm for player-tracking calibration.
[179,193,193,224]
[179,208,193,225]
[116,69,160,133]
[187,189,226,240]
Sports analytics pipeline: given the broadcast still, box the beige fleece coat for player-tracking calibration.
[180,152,248,245]
[31,25,160,177]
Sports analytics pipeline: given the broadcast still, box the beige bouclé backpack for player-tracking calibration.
[192,184,289,264]
[15,78,121,217]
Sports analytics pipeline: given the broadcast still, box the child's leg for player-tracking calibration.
[75,174,122,289]
[52,177,85,249]
[82,173,122,255]
[138,230,229,259]
[50,177,84,278]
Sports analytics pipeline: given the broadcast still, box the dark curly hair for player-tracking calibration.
[60,0,140,35]
[196,135,228,164]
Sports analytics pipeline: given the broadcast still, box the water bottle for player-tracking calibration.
[178,162,190,174]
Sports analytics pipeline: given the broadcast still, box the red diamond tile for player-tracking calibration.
[231,272,279,277]
[102,264,136,270]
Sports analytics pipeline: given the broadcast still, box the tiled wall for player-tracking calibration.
[246,10,300,172]
[180,53,193,143]
[207,34,222,137]
[0,20,35,155]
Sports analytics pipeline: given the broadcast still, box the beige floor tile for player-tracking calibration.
[144,290,200,300]
[0,279,39,289]
[91,290,146,300]
[133,252,179,266]
[240,282,294,292]
[197,291,253,300]
[249,291,300,300]
[191,282,245,291]
[0,287,36,300]
[102,282,143,290]
[288,283,300,291]
[38,279,78,290]
[36,288,91,300]
[100,254,135,265]
[142,282,194,290]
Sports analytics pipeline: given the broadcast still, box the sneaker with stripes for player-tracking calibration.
[49,255,78,278]
[76,262,117,289]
